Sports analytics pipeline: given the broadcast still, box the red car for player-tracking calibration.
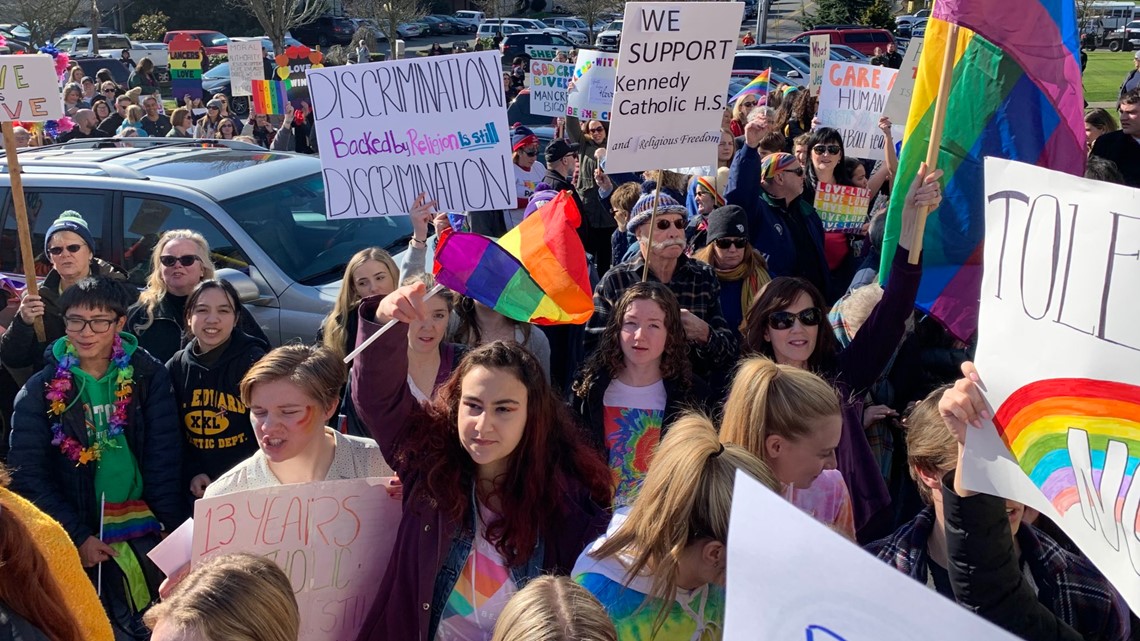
[791,28,894,57]
[163,30,230,56]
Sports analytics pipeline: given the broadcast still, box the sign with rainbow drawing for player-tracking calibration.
[964,158,1140,612]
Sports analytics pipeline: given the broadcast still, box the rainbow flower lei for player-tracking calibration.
[48,334,134,465]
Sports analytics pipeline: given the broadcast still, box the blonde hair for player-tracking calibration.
[134,229,216,331]
[590,414,779,633]
[320,247,398,356]
[719,357,841,459]
[491,576,617,641]
[400,271,454,310]
[124,105,144,125]
[906,385,957,503]
[144,553,298,641]
[239,344,345,410]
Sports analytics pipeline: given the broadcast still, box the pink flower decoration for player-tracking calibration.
[54,53,69,78]
[56,116,75,133]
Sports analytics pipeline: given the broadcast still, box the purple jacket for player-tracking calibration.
[825,247,921,535]
[351,299,610,641]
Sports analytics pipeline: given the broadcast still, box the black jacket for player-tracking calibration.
[1090,130,1140,188]
[167,329,267,488]
[127,292,269,365]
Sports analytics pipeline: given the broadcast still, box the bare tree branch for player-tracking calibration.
[561,0,620,41]
[346,0,426,52]
[0,0,85,48]
[229,0,330,56]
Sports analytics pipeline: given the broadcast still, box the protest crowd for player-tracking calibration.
[1,3,1139,641]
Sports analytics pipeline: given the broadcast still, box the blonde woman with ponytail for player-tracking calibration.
[572,414,779,640]
[720,357,856,540]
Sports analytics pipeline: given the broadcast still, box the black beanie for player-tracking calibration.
[706,205,749,243]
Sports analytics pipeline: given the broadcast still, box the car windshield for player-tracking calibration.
[202,62,229,79]
[97,35,131,49]
[219,173,413,285]
[606,21,623,30]
[199,32,229,47]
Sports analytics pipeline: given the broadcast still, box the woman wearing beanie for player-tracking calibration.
[684,170,729,253]
[694,205,771,339]
[504,124,546,232]
[0,211,131,380]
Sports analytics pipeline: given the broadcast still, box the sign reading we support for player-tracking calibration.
[228,39,264,98]
[963,158,1140,613]
[814,182,871,231]
[882,38,923,125]
[0,55,63,121]
[529,59,572,117]
[307,51,514,218]
[605,2,742,173]
[566,49,616,121]
[808,35,830,97]
[192,478,401,641]
[817,61,897,160]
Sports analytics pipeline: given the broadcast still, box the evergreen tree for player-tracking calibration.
[859,0,896,31]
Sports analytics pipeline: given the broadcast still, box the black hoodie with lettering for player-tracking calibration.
[167,328,267,494]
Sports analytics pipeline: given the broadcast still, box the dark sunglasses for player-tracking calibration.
[522,149,537,157]
[741,100,757,108]
[655,218,686,231]
[208,106,220,111]
[813,144,842,156]
[160,254,200,267]
[714,237,747,249]
[783,167,805,177]
[102,88,116,94]
[768,307,823,330]
[588,126,605,134]
[48,243,85,256]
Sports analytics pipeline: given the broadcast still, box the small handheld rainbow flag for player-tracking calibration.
[433,191,593,325]
[730,68,770,105]
[251,79,291,115]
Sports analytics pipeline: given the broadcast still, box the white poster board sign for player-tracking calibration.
[882,38,923,126]
[524,44,573,61]
[0,55,63,121]
[228,39,265,98]
[192,478,401,641]
[809,35,830,97]
[725,470,1020,640]
[566,49,617,122]
[604,1,742,173]
[817,61,898,161]
[529,59,572,117]
[307,51,514,218]
[964,158,1140,613]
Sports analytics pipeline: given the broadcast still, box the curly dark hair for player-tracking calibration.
[573,282,691,399]
[741,276,838,371]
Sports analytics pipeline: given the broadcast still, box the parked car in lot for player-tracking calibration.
[744,42,869,62]
[596,19,623,50]
[732,50,811,80]
[290,15,355,48]
[201,62,251,116]
[163,30,230,56]
[433,15,475,33]
[500,32,577,64]
[454,10,485,26]
[0,28,33,53]
[791,28,895,56]
[229,35,306,55]
[415,16,452,35]
[0,140,414,345]
[72,58,131,87]
[477,22,524,40]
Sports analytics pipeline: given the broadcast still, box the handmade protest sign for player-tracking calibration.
[228,39,264,97]
[882,38,923,126]
[307,51,514,218]
[524,44,574,61]
[529,59,572,117]
[192,478,400,641]
[604,1,742,173]
[251,79,291,115]
[277,45,324,110]
[962,158,1140,613]
[809,35,830,97]
[817,61,897,160]
[724,470,1020,640]
[566,49,616,122]
[814,182,871,231]
[168,34,204,102]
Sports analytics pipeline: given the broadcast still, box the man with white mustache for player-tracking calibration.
[587,187,738,392]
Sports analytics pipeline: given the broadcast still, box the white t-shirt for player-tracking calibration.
[602,379,667,505]
[503,161,546,230]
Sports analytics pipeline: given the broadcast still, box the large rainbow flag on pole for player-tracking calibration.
[433,191,593,325]
[879,0,1084,340]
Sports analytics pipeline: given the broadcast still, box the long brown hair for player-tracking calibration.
[741,277,837,371]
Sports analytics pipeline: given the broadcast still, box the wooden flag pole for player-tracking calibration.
[908,23,959,265]
[2,122,46,341]
[640,178,664,282]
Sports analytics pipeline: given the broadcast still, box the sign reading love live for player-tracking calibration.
[817,61,898,160]
[0,55,63,121]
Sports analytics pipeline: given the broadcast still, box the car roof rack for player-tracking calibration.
[19,138,264,160]
[0,160,145,179]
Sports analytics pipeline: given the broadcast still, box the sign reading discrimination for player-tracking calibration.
[963,158,1140,613]
[817,61,898,161]
[168,34,204,102]
[814,182,871,231]
[192,478,401,641]
[808,35,830,97]
[228,39,265,97]
[529,59,572,118]
[882,38,923,126]
[604,2,743,173]
[0,55,63,121]
[566,49,616,121]
[307,51,514,218]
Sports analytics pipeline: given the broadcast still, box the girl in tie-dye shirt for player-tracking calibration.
[573,415,780,640]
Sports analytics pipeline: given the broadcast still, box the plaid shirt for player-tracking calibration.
[586,255,738,376]
[867,508,1131,641]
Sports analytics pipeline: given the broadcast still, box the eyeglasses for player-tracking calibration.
[813,144,842,156]
[741,101,757,108]
[767,307,823,330]
[655,218,686,231]
[714,237,747,249]
[588,126,605,134]
[522,149,538,157]
[783,167,805,177]
[102,89,115,94]
[160,254,200,267]
[64,316,118,333]
[48,243,85,256]
[208,106,220,111]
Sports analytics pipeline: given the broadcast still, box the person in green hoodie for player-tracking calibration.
[7,276,184,641]
[167,279,267,501]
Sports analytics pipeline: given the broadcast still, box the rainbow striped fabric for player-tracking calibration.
[251,79,291,115]
[730,68,770,105]
[879,0,1084,340]
[103,499,161,544]
[433,190,594,325]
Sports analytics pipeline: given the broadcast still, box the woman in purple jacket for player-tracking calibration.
[350,283,614,641]
[740,164,942,542]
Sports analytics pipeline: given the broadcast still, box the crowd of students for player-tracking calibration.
[0,54,1136,641]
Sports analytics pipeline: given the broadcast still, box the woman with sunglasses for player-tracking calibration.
[804,127,869,299]
[693,205,770,339]
[213,120,238,140]
[127,230,268,364]
[739,165,942,542]
[503,124,546,231]
[565,114,615,268]
[729,94,759,137]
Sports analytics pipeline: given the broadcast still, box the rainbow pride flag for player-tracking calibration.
[730,68,770,105]
[251,79,291,115]
[433,191,593,325]
[879,1,1084,340]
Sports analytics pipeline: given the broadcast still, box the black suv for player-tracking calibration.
[500,31,576,65]
[291,15,356,48]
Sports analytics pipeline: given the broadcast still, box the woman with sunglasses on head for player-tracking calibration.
[693,206,770,339]
[127,230,268,364]
[739,165,942,542]
[504,124,546,231]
